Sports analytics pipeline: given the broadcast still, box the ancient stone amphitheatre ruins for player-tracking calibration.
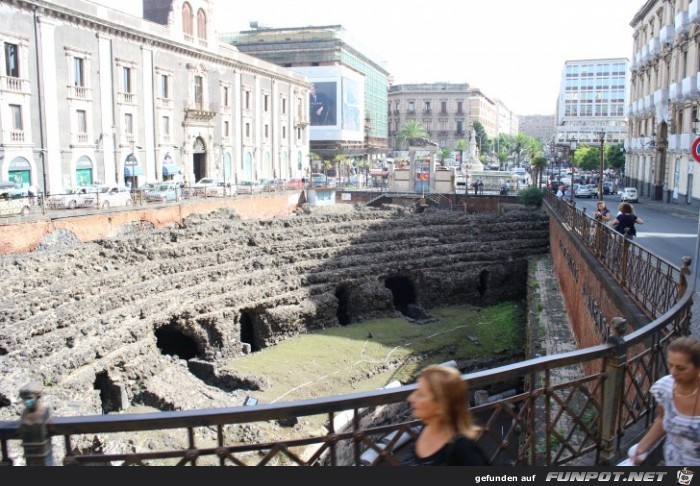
[0,203,549,428]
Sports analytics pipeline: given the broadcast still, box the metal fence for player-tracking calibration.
[0,191,693,466]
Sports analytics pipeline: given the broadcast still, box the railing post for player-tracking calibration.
[18,381,53,466]
[599,317,627,465]
[620,232,630,287]
[678,256,692,299]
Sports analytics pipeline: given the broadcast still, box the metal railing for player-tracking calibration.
[0,192,692,466]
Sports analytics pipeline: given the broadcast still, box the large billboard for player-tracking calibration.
[292,66,365,142]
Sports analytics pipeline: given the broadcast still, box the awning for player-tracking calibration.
[124,165,144,177]
[162,164,181,177]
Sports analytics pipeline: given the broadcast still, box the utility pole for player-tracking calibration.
[596,131,606,200]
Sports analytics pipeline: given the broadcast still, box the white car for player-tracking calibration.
[619,187,638,203]
[47,187,96,209]
[193,178,230,197]
[236,180,263,194]
[83,185,133,209]
[574,184,598,199]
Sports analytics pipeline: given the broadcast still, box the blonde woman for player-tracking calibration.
[403,364,489,466]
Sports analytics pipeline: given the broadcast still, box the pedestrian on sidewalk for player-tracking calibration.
[611,202,643,239]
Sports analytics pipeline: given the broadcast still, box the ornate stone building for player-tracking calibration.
[628,0,700,203]
[0,0,311,193]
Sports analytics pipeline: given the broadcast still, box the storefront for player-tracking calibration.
[7,157,31,188]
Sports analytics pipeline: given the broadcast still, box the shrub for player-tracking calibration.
[518,187,544,208]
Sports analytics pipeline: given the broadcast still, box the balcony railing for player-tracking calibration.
[8,130,25,143]
[1,76,30,94]
[118,92,136,105]
[69,85,92,100]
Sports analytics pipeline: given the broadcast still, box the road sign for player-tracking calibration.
[692,137,700,163]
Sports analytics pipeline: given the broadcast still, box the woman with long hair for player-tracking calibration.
[402,364,489,466]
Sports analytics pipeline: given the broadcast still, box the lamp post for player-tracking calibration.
[569,135,577,202]
[596,130,606,200]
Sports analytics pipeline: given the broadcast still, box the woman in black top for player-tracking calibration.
[402,364,489,466]
[612,202,644,239]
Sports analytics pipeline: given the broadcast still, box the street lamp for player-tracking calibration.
[596,130,606,200]
[569,135,577,202]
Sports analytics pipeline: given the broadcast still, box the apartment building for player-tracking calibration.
[628,0,700,204]
[554,58,628,154]
[0,0,310,193]
[387,83,517,152]
[224,25,391,161]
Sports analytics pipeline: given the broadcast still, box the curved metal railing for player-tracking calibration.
[0,192,693,466]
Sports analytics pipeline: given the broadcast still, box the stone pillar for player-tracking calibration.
[598,318,627,465]
[18,381,53,466]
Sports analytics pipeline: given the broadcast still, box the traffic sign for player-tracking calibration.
[692,137,700,163]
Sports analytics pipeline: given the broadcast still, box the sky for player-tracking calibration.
[90,0,643,116]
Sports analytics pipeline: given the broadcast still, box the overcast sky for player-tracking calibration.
[90,0,642,116]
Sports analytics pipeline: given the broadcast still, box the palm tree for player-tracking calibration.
[454,139,468,171]
[438,148,452,166]
[530,155,548,188]
[396,120,428,149]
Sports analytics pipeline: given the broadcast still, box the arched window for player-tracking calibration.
[182,2,193,37]
[197,9,207,42]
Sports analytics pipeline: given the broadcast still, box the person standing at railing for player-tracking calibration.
[402,364,489,466]
[631,336,700,466]
[594,201,611,223]
[611,202,643,239]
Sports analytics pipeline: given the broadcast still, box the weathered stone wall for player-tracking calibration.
[0,203,549,424]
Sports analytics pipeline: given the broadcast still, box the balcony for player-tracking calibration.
[641,44,650,64]
[676,11,690,35]
[393,109,400,115]
[157,98,173,110]
[682,75,698,99]
[653,88,669,113]
[680,133,692,153]
[691,0,700,24]
[8,130,25,143]
[667,134,679,152]
[670,82,683,102]
[1,75,30,94]
[69,85,92,100]
[423,108,432,114]
[118,92,136,104]
[185,101,218,121]
[660,24,675,45]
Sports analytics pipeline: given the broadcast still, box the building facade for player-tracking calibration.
[224,25,391,161]
[627,0,700,203]
[519,115,556,143]
[0,0,311,194]
[387,83,518,155]
[554,58,629,152]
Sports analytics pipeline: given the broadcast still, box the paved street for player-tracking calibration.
[570,194,700,336]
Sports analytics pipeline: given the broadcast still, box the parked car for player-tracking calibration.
[575,184,598,199]
[602,181,613,195]
[236,180,263,195]
[0,188,31,217]
[619,187,639,203]
[145,183,182,203]
[259,178,276,192]
[83,185,133,209]
[47,187,96,209]
[193,178,230,197]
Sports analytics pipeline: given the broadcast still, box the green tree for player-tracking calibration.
[530,155,548,188]
[472,121,489,154]
[438,148,452,166]
[573,145,599,171]
[396,120,428,150]
[606,144,625,171]
[454,139,468,169]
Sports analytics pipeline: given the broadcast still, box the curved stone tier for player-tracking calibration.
[0,204,549,418]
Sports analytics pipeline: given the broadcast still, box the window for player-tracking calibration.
[122,66,132,93]
[457,101,463,114]
[408,101,415,113]
[264,124,269,138]
[182,2,193,37]
[264,94,269,112]
[125,113,133,134]
[10,104,22,130]
[245,91,250,109]
[245,122,250,138]
[77,109,87,133]
[161,116,170,137]
[282,126,287,139]
[223,86,229,107]
[197,8,207,41]
[194,75,203,105]
[5,43,18,78]
[441,101,447,114]
[424,101,431,113]
[160,74,169,99]
[282,98,287,115]
[224,121,229,138]
[74,57,85,87]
